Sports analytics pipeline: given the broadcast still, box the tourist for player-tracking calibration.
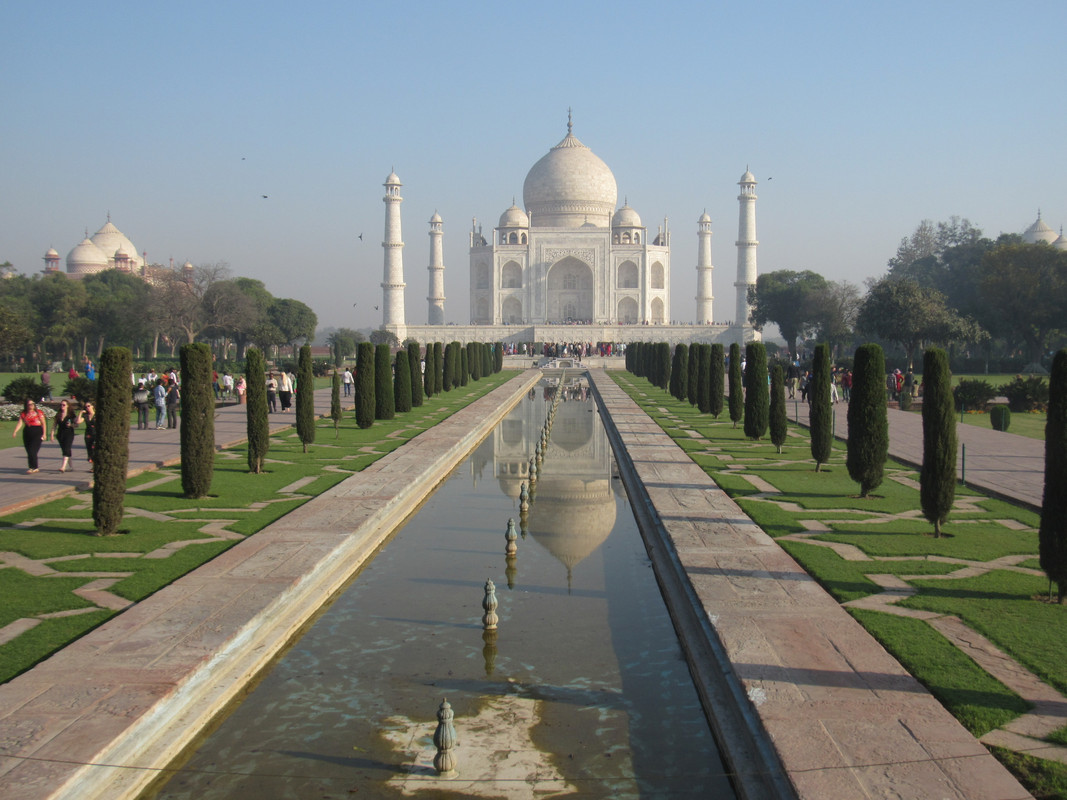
[50,399,78,472]
[222,372,234,401]
[343,367,353,396]
[77,401,96,469]
[236,375,247,404]
[278,370,293,411]
[133,380,152,430]
[12,398,47,473]
[153,379,167,429]
[266,372,278,413]
[165,379,180,429]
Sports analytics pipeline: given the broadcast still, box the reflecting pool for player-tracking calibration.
[146,382,735,799]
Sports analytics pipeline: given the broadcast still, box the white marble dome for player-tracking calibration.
[499,203,529,229]
[66,237,109,273]
[612,203,642,228]
[523,126,617,228]
[90,221,143,268]
[1022,212,1058,244]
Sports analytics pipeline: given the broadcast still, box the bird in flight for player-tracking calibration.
[261,195,268,199]
[374,305,379,311]
[358,233,363,241]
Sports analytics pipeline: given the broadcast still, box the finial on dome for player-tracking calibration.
[567,107,572,135]
[106,210,111,223]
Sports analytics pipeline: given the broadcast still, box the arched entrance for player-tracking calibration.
[502,296,522,324]
[617,297,638,324]
[547,257,593,323]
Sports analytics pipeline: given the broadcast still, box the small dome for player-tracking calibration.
[430,211,442,224]
[182,261,194,270]
[698,211,712,223]
[384,171,401,186]
[90,220,143,268]
[739,169,756,184]
[66,237,109,271]
[45,247,59,257]
[115,248,128,258]
[1022,212,1057,244]
[612,203,642,228]
[1054,233,1067,250]
[498,203,529,229]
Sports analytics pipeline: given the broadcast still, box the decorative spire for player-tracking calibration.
[567,107,572,135]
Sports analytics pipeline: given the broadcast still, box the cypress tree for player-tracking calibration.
[657,342,671,391]
[687,343,700,405]
[423,342,435,399]
[847,343,889,497]
[375,344,395,420]
[409,343,423,407]
[245,348,269,472]
[810,343,833,472]
[696,344,711,414]
[179,342,214,498]
[744,341,769,440]
[495,342,504,372]
[460,345,469,387]
[672,344,688,401]
[770,363,788,454]
[443,342,455,391]
[1040,349,1067,603]
[331,369,341,438]
[296,344,316,452]
[728,342,743,428]
[710,343,725,418]
[920,348,956,537]
[355,342,375,428]
[467,342,480,381]
[433,342,443,394]
[92,346,131,536]
[394,349,412,413]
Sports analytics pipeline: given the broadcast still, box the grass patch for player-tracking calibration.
[0,371,518,684]
[990,746,1067,800]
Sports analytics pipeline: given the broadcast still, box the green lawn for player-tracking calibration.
[0,370,516,684]
[612,371,1064,798]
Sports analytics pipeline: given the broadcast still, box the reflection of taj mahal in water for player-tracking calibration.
[378,115,760,348]
[479,380,623,584]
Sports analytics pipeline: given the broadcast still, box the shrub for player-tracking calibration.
[245,348,269,472]
[899,391,913,411]
[459,344,469,387]
[810,343,833,471]
[1041,349,1067,603]
[409,343,423,407]
[846,343,888,497]
[710,344,725,418]
[63,376,97,403]
[990,404,1011,432]
[920,348,956,537]
[442,342,455,391]
[687,343,699,406]
[394,348,412,413]
[92,347,132,536]
[179,343,214,498]
[374,344,395,420]
[355,342,375,428]
[433,342,443,394]
[769,363,787,454]
[330,369,341,437]
[696,344,711,414]
[423,342,435,399]
[744,342,769,440]
[3,377,47,404]
[656,342,671,391]
[728,343,743,427]
[671,344,688,401]
[296,344,315,452]
[953,379,996,412]
[1000,376,1049,412]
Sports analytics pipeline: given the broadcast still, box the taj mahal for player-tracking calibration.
[378,117,760,347]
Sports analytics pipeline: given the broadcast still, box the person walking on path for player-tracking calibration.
[266,372,278,413]
[133,380,151,430]
[50,399,78,472]
[343,367,353,397]
[77,400,96,469]
[12,398,47,473]
[278,370,293,412]
[165,380,180,429]
[153,379,167,429]
[236,376,247,404]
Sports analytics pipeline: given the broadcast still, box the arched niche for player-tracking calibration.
[501,261,522,289]
[650,296,665,324]
[502,295,522,324]
[617,261,638,289]
[547,256,593,323]
[651,261,665,289]
[617,296,638,324]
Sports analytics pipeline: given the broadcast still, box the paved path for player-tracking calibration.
[787,399,1045,509]
[0,388,342,516]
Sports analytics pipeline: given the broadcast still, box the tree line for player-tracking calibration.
[748,217,1067,370]
[0,264,317,368]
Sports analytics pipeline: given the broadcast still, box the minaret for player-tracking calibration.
[381,170,406,329]
[695,211,714,324]
[427,211,445,325]
[734,168,758,331]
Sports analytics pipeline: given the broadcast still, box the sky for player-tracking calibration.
[2,1,1064,335]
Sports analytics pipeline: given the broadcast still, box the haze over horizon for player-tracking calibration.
[3,1,1063,334]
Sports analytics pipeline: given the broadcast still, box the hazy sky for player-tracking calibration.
[3,1,1063,333]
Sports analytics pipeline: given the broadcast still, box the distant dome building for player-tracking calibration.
[1022,211,1067,249]
[43,217,186,281]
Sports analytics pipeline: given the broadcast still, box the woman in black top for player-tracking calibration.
[77,400,96,469]
[50,399,78,472]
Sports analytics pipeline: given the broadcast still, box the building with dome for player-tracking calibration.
[1021,211,1067,249]
[42,217,188,283]
[379,117,760,347]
